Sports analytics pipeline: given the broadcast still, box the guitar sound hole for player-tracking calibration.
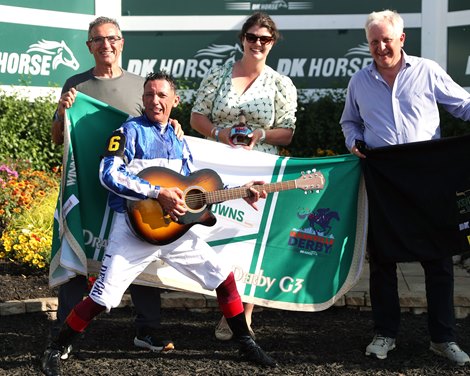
[185,189,205,211]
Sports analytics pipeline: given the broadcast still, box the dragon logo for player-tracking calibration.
[194,43,243,64]
[26,39,80,71]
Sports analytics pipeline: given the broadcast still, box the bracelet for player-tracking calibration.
[214,127,221,142]
[259,128,266,144]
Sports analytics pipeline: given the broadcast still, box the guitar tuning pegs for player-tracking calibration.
[316,190,320,193]
[306,170,311,174]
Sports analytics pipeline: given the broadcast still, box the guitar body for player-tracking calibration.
[127,167,223,245]
[127,166,325,245]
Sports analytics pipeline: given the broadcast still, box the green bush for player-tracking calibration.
[0,90,62,171]
[440,106,470,138]
[0,89,468,169]
[288,93,348,157]
[172,90,350,157]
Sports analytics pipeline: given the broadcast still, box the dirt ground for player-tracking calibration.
[1,262,470,376]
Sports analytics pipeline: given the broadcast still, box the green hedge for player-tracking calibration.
[171,92,350,158]
[0,90,468,171]
[171,93,469,158]
[0,91,62,170]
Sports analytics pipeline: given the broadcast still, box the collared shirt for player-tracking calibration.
[340,51,470,150]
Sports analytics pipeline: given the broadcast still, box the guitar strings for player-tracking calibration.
[182,176,322,207]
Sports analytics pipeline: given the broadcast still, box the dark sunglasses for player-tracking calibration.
[244,33,274,45]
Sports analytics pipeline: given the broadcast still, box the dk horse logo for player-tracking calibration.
[27,39,80,71]
[195,43,243,64]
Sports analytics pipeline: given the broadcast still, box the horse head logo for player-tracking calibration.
[271,0,289,9]
[194,43,243,64]
[345,43,371,57]
[298,208,340,236]
[26,40,80,71]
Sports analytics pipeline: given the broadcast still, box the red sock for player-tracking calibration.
[216,272,244,318]
[66,296,105,332]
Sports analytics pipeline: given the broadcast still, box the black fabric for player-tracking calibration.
[103,130,126,157]
[369,256,456,342]
[362,133,470,262]
[226,312,250,340]
[55,322,81,349]
[130,284,161,330]
[56,276,162,331]
[456,180,470,250]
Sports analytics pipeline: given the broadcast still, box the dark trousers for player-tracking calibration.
[369,255,456,343]
[56,275,161,332]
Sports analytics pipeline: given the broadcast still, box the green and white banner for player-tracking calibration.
[50,92,367,312]
[2,1,470,93]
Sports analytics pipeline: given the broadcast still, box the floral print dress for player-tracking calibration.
[192,60,297,155]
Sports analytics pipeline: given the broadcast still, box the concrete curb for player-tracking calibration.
[2,262,469,319]
[1,289,469,319]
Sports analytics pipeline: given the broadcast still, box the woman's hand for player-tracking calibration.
[243,129,265,150]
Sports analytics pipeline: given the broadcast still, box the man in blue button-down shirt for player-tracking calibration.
[340,9,470,366]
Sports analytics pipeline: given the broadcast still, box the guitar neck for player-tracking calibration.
[205,180,297,204]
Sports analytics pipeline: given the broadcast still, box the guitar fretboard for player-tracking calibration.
[205,180,298,204]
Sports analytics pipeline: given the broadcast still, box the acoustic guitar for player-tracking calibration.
[127,166,325,245]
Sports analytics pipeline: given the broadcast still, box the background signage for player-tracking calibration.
[447,26,470,87]
[121,0,420,16]
[0,23,93,88]
[123,29,421,90]
[0,0,469,98]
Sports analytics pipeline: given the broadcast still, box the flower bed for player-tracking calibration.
[0,161,60,273]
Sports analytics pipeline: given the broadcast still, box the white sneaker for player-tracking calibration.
[365,335,396,359]
[60,344,72,360]
[430,341,470,366]
[215,317,233,341]
[214,316,256,341]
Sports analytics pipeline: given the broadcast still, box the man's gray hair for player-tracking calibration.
[88,16,121,39]
[365,10,404,39]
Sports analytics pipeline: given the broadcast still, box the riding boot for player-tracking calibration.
[226,312,277,367]
[41,322,82,376]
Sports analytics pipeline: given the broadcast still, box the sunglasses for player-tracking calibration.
[244,33,274,45]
